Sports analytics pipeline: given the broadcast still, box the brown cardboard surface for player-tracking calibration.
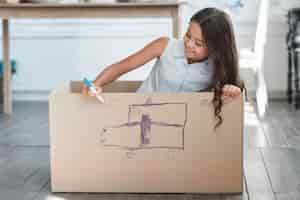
[49,81,243,193]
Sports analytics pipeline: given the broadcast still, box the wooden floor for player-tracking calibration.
[0,100,300,200]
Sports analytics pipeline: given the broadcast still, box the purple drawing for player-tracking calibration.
[100,98,188,152]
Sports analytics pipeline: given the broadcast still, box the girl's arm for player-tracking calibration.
[93,37,169,87]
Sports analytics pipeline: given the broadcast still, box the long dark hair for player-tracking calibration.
[191,8,245,129]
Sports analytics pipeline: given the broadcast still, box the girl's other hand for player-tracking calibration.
[222,84,241,100]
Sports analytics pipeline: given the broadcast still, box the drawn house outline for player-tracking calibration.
[100,98,188,151]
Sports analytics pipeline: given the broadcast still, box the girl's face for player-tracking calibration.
[183,21,209,63]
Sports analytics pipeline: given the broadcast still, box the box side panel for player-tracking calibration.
[50,92,243,193]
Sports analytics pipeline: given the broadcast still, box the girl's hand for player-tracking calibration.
[222,84,241,100]
[81,81,103,97]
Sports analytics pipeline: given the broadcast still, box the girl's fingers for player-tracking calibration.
[94,86,103,95]
[228,87,238,97]
[222,85,231,96]
[222,85,241,99]
[87,90,95,97]
[81,84,89,96]
[222,95,229,101]
[222,85,227,94]
[235,88,241,96]
[86,84,103,97]
[230,87,236,97]
[233,86,241,96]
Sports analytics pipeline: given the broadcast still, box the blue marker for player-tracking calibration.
[83,78,105,103]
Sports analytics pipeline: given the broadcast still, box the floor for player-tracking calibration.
[0,100,300,200]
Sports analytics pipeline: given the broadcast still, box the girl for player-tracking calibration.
[82,8,244,128]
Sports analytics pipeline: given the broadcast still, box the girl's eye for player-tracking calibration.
[196,42,206,47]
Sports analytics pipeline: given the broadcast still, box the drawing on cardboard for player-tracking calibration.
[100,98,188,151]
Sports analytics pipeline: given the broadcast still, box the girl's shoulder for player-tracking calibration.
[158,37,183,59]
[160,37,185,59]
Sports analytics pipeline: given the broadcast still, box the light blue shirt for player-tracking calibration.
[137,38,214,93]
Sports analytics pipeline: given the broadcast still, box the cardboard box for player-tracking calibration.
[49,81,244,193]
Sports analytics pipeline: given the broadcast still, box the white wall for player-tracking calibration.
[264,22,288,98]
[0,18,172,100]
[263,0,299,98]
[0,0,295,100]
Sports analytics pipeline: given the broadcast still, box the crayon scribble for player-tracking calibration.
[100,98,188,152]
